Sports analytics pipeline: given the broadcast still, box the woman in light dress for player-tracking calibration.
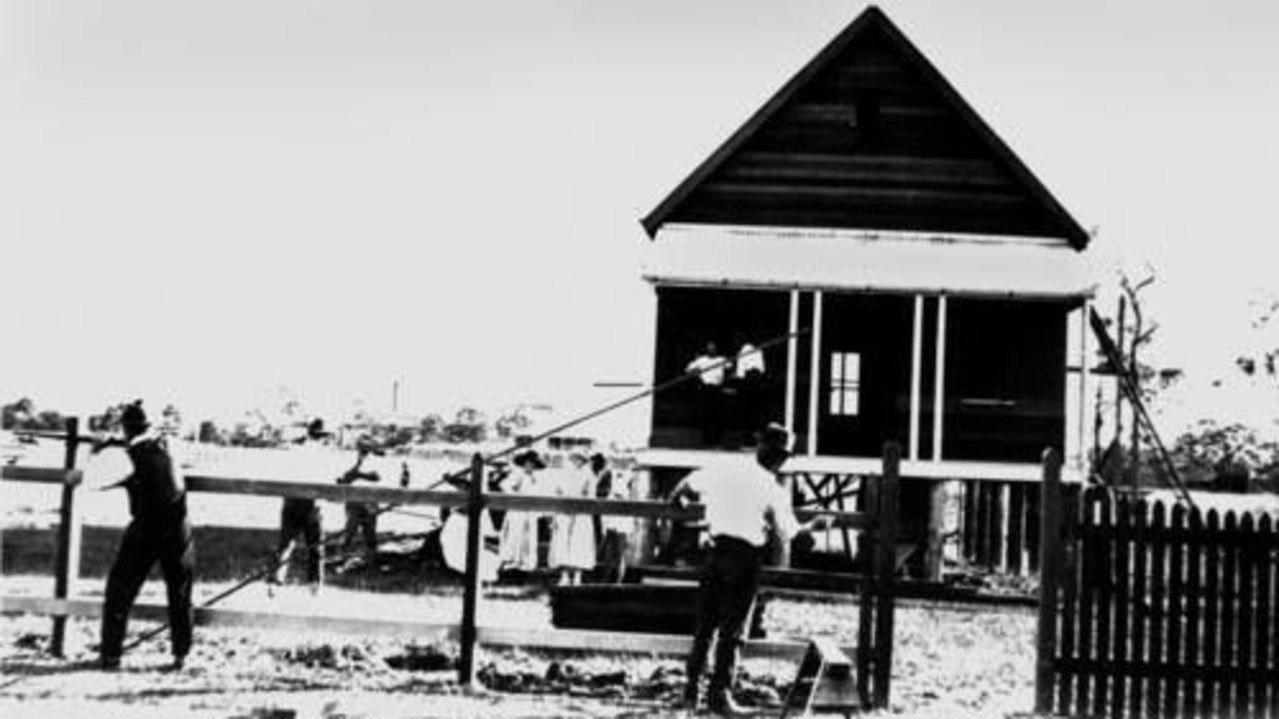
[547,452,597,585]
[498,450,544,573]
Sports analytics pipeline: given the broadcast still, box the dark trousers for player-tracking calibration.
[686,534,762,700]
[342,502,378,559]
[100,516,195,662]
[276,499,323,585]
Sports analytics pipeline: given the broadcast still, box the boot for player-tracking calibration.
[676,682,700,712]
[707,689,746,716]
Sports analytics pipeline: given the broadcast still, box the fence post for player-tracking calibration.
[1034,447,1063,714]
[872,440,900,709]
[51,416,83,657]
[457,452,485,688]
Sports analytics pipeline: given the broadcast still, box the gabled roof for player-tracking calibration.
[641,6,1090,250]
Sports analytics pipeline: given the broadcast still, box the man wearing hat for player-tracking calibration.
[271,417,330,592]
[668,422,828,715]
[96,400,195,671]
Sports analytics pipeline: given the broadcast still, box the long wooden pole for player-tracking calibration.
[50,417,82,656]
[457,453,485,688]
[1035,447,1064,714]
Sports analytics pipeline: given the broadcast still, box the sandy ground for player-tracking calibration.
[0,572,1043,719]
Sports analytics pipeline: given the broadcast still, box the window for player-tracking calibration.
[829,352,861,416]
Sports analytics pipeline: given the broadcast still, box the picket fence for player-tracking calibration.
[1037,454,1279,719]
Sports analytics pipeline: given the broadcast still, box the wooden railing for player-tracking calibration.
[2,419,899,705]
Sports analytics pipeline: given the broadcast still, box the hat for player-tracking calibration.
[120,401,149,430]
[306,418,329,439]
[513,449,547,470]
[759,422,793,453]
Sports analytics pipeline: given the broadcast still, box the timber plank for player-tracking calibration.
[1256,515,1273,719]
[1145,501,1166,719]
[1074,489,1100,716]
[1128,500,1149,719]
[1163,505,1186,719]
[1236,513,1256,719]
[1109,497,1131,719]
[1008,483,1025,575]
[1091,493,1112,719]
[1204,510,1221,719]
[1182,506,1203,719]
[1058,487,1080,716]
[1219,512,1239,717]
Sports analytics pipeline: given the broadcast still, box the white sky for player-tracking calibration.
[2,0,1278,441]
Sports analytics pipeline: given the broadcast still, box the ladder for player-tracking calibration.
[778,637,861,718]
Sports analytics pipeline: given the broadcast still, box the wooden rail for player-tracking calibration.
[2,419,895,700]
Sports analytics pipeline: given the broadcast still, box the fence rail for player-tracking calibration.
[1036,456,1279,719]
[2,419,900,707]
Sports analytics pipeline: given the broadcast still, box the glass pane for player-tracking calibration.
[844,390,859,416]
[829,389,842,415]
[848,353,861,381]
[830,353,843,382]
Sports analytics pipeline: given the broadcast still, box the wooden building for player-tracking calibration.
[637,7,1094,575]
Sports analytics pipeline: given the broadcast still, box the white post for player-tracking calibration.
[909,295,923,461]
[785,289,799,432]
[932,295,947,461]
[807,292,824,456]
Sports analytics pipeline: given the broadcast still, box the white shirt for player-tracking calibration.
[735,343,765,378]
[685,461,798,547]
[686,354,726,386]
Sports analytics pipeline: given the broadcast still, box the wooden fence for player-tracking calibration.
[1036,450,1279,718]
[960,478,1041,575]
[2,420,901,708]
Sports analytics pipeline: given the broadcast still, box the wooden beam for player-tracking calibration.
[0,596,838,661]
[51,417,82,657]
[1,466,83,485]
[700,182,1031,209]
[0,596,459,640]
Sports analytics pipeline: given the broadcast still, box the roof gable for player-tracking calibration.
[641,6,1090,250]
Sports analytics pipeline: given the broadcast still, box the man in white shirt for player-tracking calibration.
[669,424,827,715]
[685,341,728,447]
[732,333,766,445]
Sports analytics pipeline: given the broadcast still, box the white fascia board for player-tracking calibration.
[642,224,1097,299]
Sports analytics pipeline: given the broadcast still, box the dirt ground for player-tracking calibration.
[0,571,1042,719]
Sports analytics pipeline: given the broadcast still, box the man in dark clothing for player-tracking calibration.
[97,401,194,671]
[271,418,329,592]
[668,423,828,715]
[338,436,383,566]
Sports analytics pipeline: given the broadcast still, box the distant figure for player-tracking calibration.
[498,449,545,573]
[686,340,728,447]
[270,418,329,593]
[548,452,596,586]
[337,436,383,566]
[591,452,630,584]
[668,423,829,714]
[96,401,194,671]
[732,333,766,444]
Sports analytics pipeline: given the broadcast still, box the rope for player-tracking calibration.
[5,327,807,678]
[425,327,810,490]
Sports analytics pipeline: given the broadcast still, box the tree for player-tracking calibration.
[443,407,488,444]
[418,413,445,442]
[1,398,36,429]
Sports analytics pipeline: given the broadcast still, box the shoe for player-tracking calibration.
[675,687,699,712]
[99,655,121,671]
[707,690,747,716]
[166,656,186,672]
